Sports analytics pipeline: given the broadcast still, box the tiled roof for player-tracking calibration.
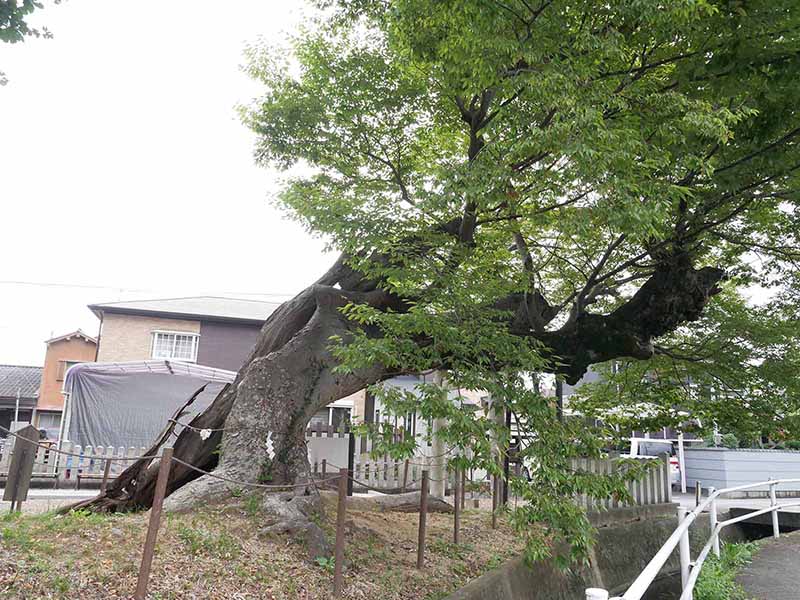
[0,365,42,399]
[88,296,282,323]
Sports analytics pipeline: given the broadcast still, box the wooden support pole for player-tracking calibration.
[695,481,702,507]
[402,459,409,493]
[491,475,498,529]
[453,467,461,545]
[333,468,348,597]
[100,458,113,494]
[460,469,466,510]
[4,425,39,514]
[134,447,173,600]
[321,459,327,487]
[417,470,429,569]
[346,433,355,497]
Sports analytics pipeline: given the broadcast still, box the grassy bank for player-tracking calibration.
[694,541,760,600]
[0,493,522,599]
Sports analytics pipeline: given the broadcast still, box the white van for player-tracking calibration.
[625,438,680,485]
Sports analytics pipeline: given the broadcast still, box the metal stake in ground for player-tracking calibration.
[333,467,348,597]
[417,470,429,569]
[134,447,174,600]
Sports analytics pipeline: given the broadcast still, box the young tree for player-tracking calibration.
[84,0,800,561]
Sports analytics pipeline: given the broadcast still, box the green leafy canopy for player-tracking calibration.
[243,0,800,563]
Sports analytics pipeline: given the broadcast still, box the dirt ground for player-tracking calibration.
[0,491,523,599]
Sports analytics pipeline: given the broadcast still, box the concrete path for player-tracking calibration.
[0,489,96,514]
[736,531,800,600]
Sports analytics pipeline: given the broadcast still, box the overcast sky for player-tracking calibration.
[1,0,330,365]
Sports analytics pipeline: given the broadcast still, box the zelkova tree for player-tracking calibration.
[82,0,800,560]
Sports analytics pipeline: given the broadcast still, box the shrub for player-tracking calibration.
[694,541,758,600]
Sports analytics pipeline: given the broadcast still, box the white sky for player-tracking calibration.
[0,0,330,366]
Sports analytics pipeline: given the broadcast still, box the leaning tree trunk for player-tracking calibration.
[73,249,722,514]
[74,268,400,513]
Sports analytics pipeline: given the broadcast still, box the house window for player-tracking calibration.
[37,412,62,430]
[331,407,351,430]
[309,409,329,427]
[57,360,83,381]
[151,331,199,362]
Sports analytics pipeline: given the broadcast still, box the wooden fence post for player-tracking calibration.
[417,470,429,569]
[134,448,173,600]
[100,458,113,494]
[460,469,466,510]
[333,467,348,597]
[695,481,702,507]
[453,467,461,545]
[3,425,38,514]
[321,459,327,487]
[402,459,409,492]
[346,433,355,497]
[491,475,498,529]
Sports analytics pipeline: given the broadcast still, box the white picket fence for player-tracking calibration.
[1,429,672,505]
[306,426,673,506]
[0,437,147,487]
[310,453,440,492]
[305,424,433,491]
[572,454,673,510]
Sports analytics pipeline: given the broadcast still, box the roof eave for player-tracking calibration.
[88,305,267,326]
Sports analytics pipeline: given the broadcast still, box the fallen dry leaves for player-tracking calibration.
[0,493,522,599]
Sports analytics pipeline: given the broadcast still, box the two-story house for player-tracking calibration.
[34,330,97,439]
[88,296,280,371]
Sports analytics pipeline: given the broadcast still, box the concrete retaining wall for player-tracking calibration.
[684,448,800,497]
[445,503,746,600]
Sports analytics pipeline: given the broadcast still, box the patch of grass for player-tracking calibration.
[314,556,335,573]
[50,574,70,596]
[485,552,505,570]
[243,493,262,516]
[694,541,759,600]
[2,520,35,551]
[429,538,474,560]
[175,524,241,559]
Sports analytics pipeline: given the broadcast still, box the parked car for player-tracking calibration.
[624,438,680,485]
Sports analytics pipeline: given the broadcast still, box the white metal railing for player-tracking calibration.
[586,478,800,600]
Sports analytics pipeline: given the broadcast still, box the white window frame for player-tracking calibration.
[150,330,200,363]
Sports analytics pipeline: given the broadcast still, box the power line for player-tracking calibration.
[0,280,296,299]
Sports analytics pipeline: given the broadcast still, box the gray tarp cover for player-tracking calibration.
[64,361,235,448]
